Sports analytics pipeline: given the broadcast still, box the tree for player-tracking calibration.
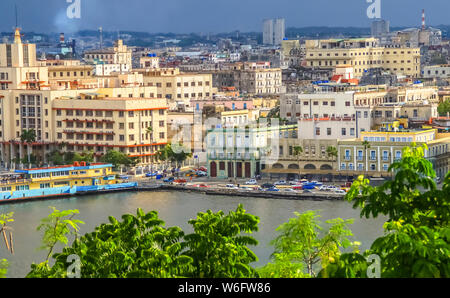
[438,99,450,116]
[0,212,14,255]
[326,146,338,171]
[101,150,139,169]
[157,144,192,168]
[261,211,356,277]
[293,146,303,178]
[20,129,36,167]
[182,204,259,278]
[26,205,260,278]
[362,140,371,171]
[319,144,450,278]
[27,207,84,278]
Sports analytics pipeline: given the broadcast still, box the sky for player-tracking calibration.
[1,0,449,34]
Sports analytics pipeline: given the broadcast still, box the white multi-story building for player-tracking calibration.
[263,18,285,46]
[422,65,450,79]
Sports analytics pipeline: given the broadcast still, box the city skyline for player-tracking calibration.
[1,0,450,34]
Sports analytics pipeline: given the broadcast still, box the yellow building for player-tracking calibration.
[0,29,168,167]
[84,39,132,68]
[52,95,168,164]
[338,123,449,177]
[305,38,421,78]
[136,68,215,110]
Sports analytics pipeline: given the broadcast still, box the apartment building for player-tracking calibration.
[0,29,168,167]
[305,38,421,78]
[337,122,449,177]
[261,138,338,180]
[51,95,168,164]
[206,125,297,178]
[282,87,439,131]
[136,68,215,110]
[47,65,97,90]
[212,64,282,95]
[281,92,357,121]
[422,65,450,79]
[263,18,285,46]
[84,39,132,70]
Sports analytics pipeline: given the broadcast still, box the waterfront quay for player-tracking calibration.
[134,177,346,201]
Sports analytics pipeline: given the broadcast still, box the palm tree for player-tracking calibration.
[293,145,303,179]
[362,140,371,172]
[20,129,36,168]
[326,146,338,177]
[146,126,154,172]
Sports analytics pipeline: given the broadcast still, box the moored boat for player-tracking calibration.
[0,162,137,203]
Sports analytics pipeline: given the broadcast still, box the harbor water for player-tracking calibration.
[0,190,387,278]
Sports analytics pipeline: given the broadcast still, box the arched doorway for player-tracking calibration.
[320,164,333,170]
[272,163,284,169]
[304,164,316,170]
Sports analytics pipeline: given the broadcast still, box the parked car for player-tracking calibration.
[274,180,287,185]
[292,185,303,190]
[266,187,280,192]
[119,175,129,180]
[163,177,175,183]
[303,189,313,193]
[245,179,258,185]
[174,179,187,184]
[334,189,346,194]
[282,188,296,192]
[196,171,207,177]
[145,172,158,177]
[261,183,275,189]
[226,184,239,189]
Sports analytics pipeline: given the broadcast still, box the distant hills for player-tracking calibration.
[286,25,450,38]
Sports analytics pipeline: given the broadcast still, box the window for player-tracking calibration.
[345,150,351,160]
[327,128,331,136]
[341,128,346,136]
[315,127,320,136]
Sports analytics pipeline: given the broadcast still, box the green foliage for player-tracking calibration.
[326,146,338,159]
[0,259,8,278]
[262,211,355,277]
[35,207,84,262]
[27,205,259,278]
[346,144,447,227]
[293,146,303,157]
[320,144,450,278]
[257,253,308,278]
[156,144,192,167]
[48,151,94,165]
[0,212,14,226]
[101,150,139,168]
[438,99,450,116]
[183,204,259,278]
[20,129,36,143]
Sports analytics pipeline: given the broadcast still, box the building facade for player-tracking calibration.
[305,38,421,78]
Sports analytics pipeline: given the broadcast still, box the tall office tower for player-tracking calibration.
[371,19,390,38]
[263,18,285,45]
[263,19,274,45]
[273,18,285,45]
